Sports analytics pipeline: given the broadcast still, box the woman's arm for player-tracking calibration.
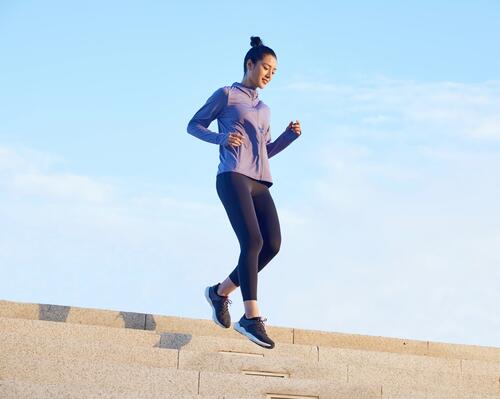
[266,125,300,158]
[186,87,229,145]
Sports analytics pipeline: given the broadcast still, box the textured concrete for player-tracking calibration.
[295,328,429,356]
[0,332,178,369]
[0,352,199,393]
[0,300,39,320]
[463,358,500,377]
[0,379,223,399]
[0,316,160,347]
[159,331,318,362]
[178,349,346,380]
[2,298,500,361]
[198,370,381,398]
[294,327,500,362]
[427,340,500,362]
[0,316,316,362]
[380,383,500,399]
[319,345,462,373]
[1,298,500,399]
[0,299,146,329]
[347,363,499,396]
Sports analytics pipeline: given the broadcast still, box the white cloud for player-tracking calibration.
[10,172,115,202]
[282,76,500,140]
[470,115,500,139]
[1,145,113,202]
[0,145,62,173]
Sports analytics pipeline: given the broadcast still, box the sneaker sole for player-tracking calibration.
[233,322,274,348]
[204,286,230,329]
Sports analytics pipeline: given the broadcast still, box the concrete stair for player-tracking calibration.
[1,298,499,398]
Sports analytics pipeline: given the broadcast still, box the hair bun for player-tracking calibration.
[250,36,263,48]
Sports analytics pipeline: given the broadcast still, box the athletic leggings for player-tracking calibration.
[216,171,281,301]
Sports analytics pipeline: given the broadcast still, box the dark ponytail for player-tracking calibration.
[243,36,277,75]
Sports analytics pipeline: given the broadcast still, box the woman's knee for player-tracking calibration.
[265,236,281,258]
[241,233,264,254]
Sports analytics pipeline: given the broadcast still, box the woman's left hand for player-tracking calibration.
[287,120,302,136]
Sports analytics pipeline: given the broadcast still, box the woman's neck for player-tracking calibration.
[240,78,257,90]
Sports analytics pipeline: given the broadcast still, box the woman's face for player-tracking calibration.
[247,54,277,89]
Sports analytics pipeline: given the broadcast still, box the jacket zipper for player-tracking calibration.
[257,105,263,180]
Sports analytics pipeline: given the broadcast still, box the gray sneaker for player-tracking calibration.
[204,283,232,328]
[234,314,275,349]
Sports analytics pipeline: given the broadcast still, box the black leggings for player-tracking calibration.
[216,171,281,301]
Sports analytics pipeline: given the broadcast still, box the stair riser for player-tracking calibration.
[0,317,159,347]
[0,353,198,393]
[0,379,222,399]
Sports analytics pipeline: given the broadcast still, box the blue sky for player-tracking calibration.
[1,0,499,348]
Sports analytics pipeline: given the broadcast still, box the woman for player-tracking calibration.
[186,36,302,349]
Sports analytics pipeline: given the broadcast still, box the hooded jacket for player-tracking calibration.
[186,81,299,188]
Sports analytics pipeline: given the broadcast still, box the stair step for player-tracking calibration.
[2,378,498,399]
[347,363,499,396]
[381,384,500,399]
[0,315,159,347]
[0,333,178,370]
[0,352,199,394]
[0,379,222,399]
[319,344,500,378]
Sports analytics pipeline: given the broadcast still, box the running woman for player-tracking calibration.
[186,36,302,349]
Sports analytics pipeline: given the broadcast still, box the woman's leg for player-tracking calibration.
[216,172,263,310]
[217,276,238,297]
[216,174,282,318]
[253,186,282,268]
[227,184,281,286]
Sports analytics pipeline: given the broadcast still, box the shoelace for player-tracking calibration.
[253,316,268,333]
[221,297,232,312]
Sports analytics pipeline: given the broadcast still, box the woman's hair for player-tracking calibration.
[243,36,277,75]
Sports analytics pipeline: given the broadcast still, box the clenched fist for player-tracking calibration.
[287,120,302,136]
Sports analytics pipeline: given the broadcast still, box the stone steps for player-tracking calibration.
[3,315,500,379]
[0,352,382,398]
[2,334,498,397]
[3,298,500,361]
[1,298,499,398]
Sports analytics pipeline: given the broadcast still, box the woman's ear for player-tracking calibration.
[246,59,254,71]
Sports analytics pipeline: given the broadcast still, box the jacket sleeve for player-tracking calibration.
[186,87,229,145]
[266,125,300,158]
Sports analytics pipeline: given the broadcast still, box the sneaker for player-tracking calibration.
[204,283,232,328]
[233,314,275,349]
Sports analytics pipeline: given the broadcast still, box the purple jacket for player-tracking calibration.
[187,81,299,187]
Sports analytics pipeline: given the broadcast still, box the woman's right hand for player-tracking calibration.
[224,132,245,147]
